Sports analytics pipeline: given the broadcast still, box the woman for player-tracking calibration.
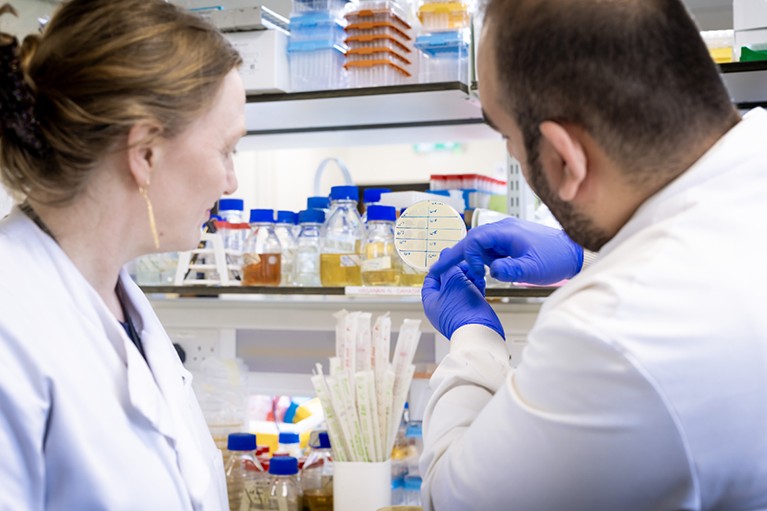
[0,0,245,509]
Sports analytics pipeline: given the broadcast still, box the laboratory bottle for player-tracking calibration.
[225,433,267,511]
[320,186,364,287]
[275,211,298,286]
[293,209,325,287]
[218,198,247,256]
[267,456,303,511]
[360,187,391,223]
[242,209,282,286]
[306,196,330,215]
[361,205,401,286]
[275,432,304,460]
[300,431,333,511]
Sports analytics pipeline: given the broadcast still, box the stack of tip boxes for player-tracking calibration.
[414,0,471,84]
[343,0,416,87]
[288,0,351,91]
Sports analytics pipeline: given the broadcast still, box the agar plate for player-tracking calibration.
[394,200,467,272]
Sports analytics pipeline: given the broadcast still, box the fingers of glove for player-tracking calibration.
[458,261,486,295]
[462,228,507,281]
[489,255,551,284]
[429,242,468,276]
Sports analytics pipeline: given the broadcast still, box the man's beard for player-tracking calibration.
[526,153,612,252]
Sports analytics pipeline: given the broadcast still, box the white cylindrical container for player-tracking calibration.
[333,460,391,511]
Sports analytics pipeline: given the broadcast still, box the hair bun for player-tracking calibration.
[0,36,47,154]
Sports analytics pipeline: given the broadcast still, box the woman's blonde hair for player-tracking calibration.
[0,0,242,205]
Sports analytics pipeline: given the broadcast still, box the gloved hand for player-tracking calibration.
[422,262,505,340]
[430,217,584,285]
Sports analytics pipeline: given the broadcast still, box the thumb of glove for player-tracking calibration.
[489,256,544,284]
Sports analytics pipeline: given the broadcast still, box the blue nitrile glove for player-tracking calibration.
[422,262,505,340]
[430,217,584,285]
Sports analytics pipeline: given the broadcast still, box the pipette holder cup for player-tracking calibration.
[333,459,392,511]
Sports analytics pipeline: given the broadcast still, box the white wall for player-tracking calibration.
[231,139,508,213]
[0,0,55,38]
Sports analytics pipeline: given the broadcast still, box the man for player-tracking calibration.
[420,0,767,509]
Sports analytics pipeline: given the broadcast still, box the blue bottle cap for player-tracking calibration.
[276,210,297,224]
[318,431,331,449]
[269,456,299,475]
[227,432,257,451]
[366,205,396,222]
[299,209,325,224]
[219,198,244,212]
[249,208,274,223]
[307,196,330,210]
[404,475,422,491]
[362,187,391,204]
[279,431,300,444]
[329,185,359,202]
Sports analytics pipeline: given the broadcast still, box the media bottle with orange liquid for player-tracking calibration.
[242,209,282,286]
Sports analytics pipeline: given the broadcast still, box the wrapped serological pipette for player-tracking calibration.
[311,310,421,462]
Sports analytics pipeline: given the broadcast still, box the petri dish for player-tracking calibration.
[394,199,466,272]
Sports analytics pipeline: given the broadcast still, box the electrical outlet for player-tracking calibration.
[165,328,221,365]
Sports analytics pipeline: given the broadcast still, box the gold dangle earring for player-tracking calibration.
[139,184,161,250]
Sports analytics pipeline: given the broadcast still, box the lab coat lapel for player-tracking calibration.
[19,215,178,445]
[119,273,213,509]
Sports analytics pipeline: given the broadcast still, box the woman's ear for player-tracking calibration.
[539,121,588,202]
[126,122,162,187]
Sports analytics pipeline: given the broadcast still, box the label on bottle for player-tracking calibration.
[240,480,260,511]
[339,255,361,267]
[243,253,261,265]
[362,256,392,272]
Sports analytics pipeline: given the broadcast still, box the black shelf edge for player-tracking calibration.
[140,285,556,298]
[719,61,767,73]
[245,81,470,104]
[246,118,487,137]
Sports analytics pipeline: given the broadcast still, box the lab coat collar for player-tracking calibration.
[598,108,767,258]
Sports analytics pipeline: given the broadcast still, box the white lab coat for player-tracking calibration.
[0,209,228,510]
[421,109,767,511]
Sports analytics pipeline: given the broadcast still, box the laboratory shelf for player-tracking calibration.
[719,61,767,109]
[240,81,499,149]
[140,284,557,299]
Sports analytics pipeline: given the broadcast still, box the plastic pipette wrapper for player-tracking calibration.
[312,311,421,462]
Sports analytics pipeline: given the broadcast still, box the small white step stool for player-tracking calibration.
[174,232,241,286]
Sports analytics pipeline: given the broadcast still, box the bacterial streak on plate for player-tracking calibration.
[394,200,467,272]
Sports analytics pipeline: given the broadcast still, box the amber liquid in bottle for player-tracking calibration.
[361,242,400,286]
[319,253,362,286]
[302,490,333,511]
[242,253,282,286]
[398,271,425,287]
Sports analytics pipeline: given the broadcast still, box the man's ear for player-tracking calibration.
[126,122,162,187]
[539,121,588,202]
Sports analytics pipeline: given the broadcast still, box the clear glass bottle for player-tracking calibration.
[225,433,267,511]
[217,199,247,275]
[300,431,333,511]
[275,211,298,286]
[361,205,401,286]
[267,456,303,511]
[242,209,282,286]
[275,432,304,460]
[360,187,391,223]
[293,209,325,287]
[320,186,363,287]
